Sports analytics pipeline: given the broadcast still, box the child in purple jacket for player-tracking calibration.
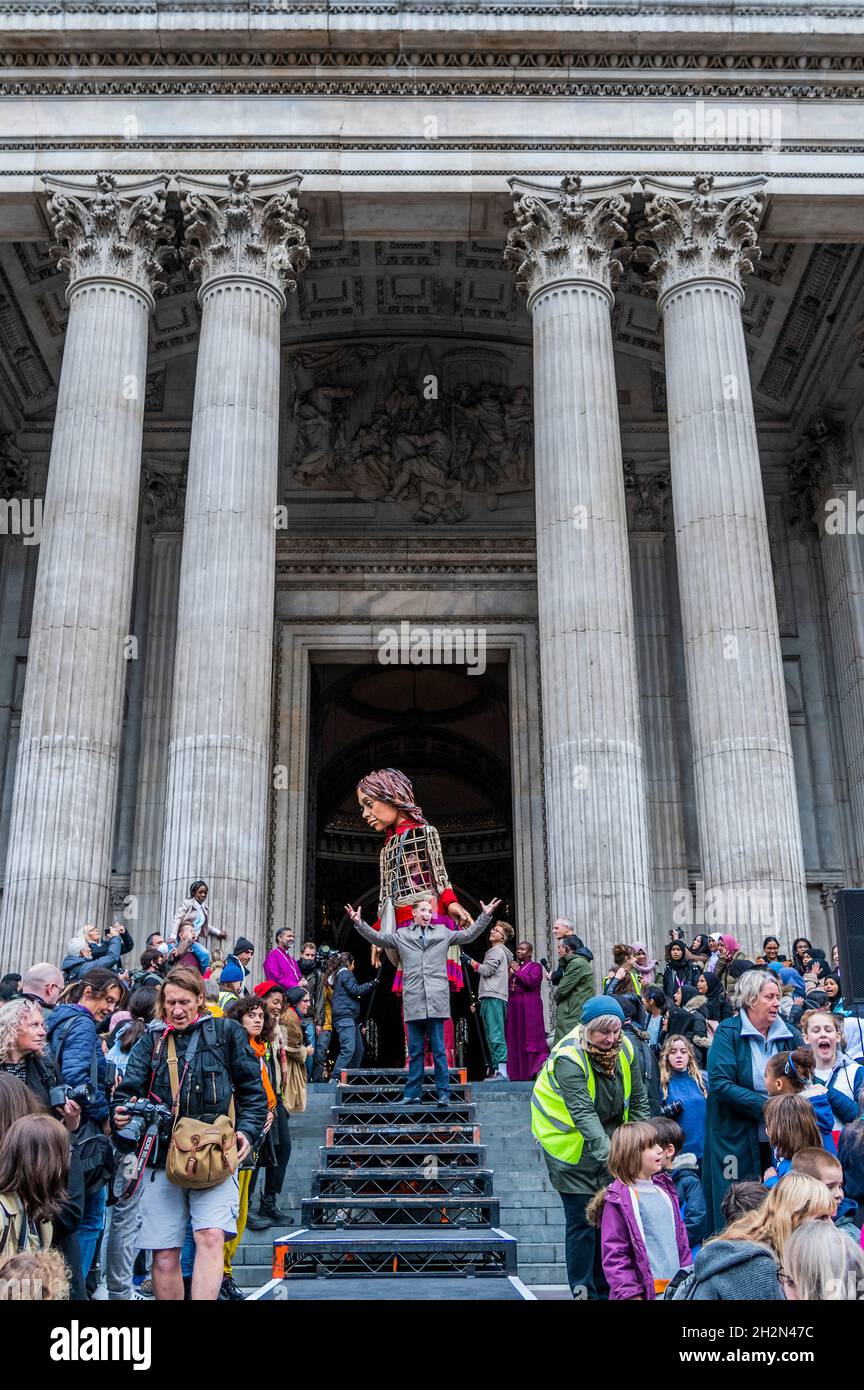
[590,1120,692,1299]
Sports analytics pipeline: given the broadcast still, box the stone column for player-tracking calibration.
[129,465,186,933]
[638,176,809,954]
[159,173,309,947]
[792,412,864,885]
[505,176,653,967]
[0,175,168,969]
[624,462,689,940]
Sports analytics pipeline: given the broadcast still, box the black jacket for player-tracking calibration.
[662,961,702,998]
[112,1013,268,1165]
[623,1023,663,1115]
[331,968,374,1020]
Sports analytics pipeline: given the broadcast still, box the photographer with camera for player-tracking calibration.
[86,920,135,966]
[103,989,157,1301]
[61,924,128,985]
[112,967,267,1301]
[46,968,126,1280]
[0,998,83,1132]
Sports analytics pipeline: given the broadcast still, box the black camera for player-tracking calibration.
[660,1099,684,1120]
[49,1081,96,1110]
[113,1098,174,1151]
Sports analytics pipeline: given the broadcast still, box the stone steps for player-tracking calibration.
[238,1082,570,1291]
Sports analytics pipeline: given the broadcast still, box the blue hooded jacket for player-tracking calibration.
[45,1002,110,1123]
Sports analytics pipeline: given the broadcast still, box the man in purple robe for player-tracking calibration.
[505,941,549,1081]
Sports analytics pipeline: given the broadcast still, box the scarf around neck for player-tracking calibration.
[584,1038,622,1075]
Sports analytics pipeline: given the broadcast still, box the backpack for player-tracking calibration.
[51,1016,116,1192]
[0,1195,43,1267]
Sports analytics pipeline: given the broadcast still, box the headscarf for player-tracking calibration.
[701,970,728,1022]
[689,935,710,959]
[677,983,700,1006]
[631,942,659,984]
[665,1005,696,1038]
[719,934,741,958]
[356,768,426,824]
[780,966,806,994]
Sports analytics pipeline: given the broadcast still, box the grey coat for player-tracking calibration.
[477,943,513,1001]
[669,1239,783,1301]
[352,912,491,1022]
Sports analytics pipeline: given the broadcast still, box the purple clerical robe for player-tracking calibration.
[505,960,549,1081]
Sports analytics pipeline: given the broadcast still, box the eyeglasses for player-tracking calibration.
[777,1268,796,1288]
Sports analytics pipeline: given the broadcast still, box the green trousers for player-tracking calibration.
[480,997,508,1067]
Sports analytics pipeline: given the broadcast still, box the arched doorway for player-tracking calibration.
[306,660,515,1072]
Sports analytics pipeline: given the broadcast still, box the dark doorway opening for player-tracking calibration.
[305,657,515,1077]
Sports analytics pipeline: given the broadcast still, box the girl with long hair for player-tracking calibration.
[0,1113,69,1270]
[659,1035,709,1164]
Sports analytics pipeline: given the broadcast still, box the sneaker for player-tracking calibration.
[436,1094,451,1106]
[219,1276,245,1302]
[133,1278,154,1300]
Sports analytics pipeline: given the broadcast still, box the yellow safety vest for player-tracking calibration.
[531,1028,634,1167]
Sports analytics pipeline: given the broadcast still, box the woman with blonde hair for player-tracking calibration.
[781,1217,864,1300]
[671,1172,835,1300]
[659,1035,709,1165]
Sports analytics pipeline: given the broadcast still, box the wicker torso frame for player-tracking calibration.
[378,824,452,915]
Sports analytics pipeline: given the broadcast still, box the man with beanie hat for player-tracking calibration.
[222,937,254,998]
[531,995,650,1299]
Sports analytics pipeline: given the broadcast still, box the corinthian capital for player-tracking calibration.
[623,459,671,533]
[44,173,171,301]
[143,460,187,532]
[789,410,853,528]
[636,175,765,305]
[179,172,310,299]
[504,175,632,303]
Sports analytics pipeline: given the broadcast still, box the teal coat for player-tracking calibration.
[703,1012,801,1234]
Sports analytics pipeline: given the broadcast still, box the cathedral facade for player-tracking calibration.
[0,1,862,973]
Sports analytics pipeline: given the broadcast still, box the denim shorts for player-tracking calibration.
[137,1166,240,1249]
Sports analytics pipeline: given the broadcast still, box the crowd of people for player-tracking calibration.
[2,881,863,1307]
[0,882,326,1302]
[532,927,864,1300]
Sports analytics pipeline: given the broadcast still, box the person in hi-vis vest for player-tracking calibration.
[531,995,650,1299]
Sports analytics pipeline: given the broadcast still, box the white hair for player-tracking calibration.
[583,1014,622,1036]
[67,936,87,956]
[784,1219,864,1301]
[734,969,779,1012]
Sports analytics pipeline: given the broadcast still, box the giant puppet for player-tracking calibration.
[355,766,472,1059]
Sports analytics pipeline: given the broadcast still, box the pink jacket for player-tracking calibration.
[262,946,302,993]
[600,1173,692,1300]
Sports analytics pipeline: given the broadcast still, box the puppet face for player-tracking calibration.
[357,789,400,832]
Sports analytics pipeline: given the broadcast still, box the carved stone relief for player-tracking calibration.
[285,341,533,524]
